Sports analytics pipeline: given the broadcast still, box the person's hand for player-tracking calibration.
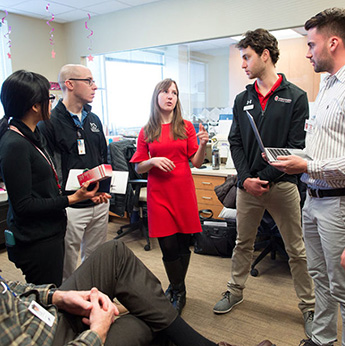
[269,155,308,175]
[150,157,175,172]
[196,123,209,146]
[243,177,269,197]
[82,288,118,344]
[341,249,345,270]
[68,181,101,205]
[52,290,93,317]
[91,193,111,204]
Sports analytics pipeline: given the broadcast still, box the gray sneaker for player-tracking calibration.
[213,291,243,314]
[303,311,314,339]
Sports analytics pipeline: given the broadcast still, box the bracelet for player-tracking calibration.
[47,288,57,305]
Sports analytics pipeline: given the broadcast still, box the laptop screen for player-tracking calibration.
[245,111,266,153]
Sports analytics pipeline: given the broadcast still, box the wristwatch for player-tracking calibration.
[47,288,57,305]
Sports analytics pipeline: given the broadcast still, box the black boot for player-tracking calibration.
[163,258,186,314]
[180,252,191,279]
[165,253,190,302]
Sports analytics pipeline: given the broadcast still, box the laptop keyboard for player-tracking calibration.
[267,148,291,160]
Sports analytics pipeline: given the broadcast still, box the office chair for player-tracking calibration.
[108,140,150,251]
[250,210,288,277]
[250,178,306,277]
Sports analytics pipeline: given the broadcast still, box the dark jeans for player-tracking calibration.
[7,232,64,286]
[53,240,178,346]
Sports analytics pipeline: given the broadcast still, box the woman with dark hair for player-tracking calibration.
[130,78,209,314]
[0,70,107,286]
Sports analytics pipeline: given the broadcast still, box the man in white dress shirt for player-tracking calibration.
[270,8,345,346]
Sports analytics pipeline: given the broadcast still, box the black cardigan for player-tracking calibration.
[0,119,69,243]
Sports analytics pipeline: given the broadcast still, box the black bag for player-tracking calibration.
[193,209,237,258]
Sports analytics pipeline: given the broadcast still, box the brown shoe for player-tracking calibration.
[256,340,275,346]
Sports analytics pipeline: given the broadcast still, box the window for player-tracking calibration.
[87,44,210,136]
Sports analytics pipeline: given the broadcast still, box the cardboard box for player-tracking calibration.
[77,164,113,186]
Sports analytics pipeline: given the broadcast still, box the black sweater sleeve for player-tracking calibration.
[1,133,69,217]
[229,102,253,186]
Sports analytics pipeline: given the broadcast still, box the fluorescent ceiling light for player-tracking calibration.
[231,29,304,41]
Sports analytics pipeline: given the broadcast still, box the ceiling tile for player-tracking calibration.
[49,0,110,8]
[120,0,160,6]
[2,0,165,23]
[0,0,26,8]
[54,9,98,23]
[84,1,129,14]
[10,0,75,16]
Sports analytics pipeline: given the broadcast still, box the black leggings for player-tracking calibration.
[158,233,191,262]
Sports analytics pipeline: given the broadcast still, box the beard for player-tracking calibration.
[312,46,333,73]
[313,59,333,73]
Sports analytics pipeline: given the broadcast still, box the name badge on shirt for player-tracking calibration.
[28,301,55,327]
[243,104,254,111]
[305,115,316,133]
[77,139,86,155]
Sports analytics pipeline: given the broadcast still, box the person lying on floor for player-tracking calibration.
[0,239,274,346]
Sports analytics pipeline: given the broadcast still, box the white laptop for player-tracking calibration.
[246,111,311,163]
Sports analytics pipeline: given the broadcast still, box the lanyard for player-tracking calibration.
[0,274,37,302]
[9,125,62,192]
[0,274,17,298]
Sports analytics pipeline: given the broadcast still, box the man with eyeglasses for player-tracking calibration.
[39,64,111,281]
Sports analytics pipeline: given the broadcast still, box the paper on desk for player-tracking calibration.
[66,169,129,194]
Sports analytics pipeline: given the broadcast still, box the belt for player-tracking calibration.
[308,188,345,198]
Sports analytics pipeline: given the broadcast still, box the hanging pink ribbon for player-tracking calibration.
[46,3,55,46]
[2,10,12,58]
[46,3,56,58]
[85,13,93,51]
[85,13,94,61]
[1,9,7,24]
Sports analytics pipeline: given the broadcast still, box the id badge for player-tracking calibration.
[28,301,55,327]
[77,139,86,155]
[305,116,315,133]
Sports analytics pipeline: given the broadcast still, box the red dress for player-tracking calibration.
[131,120,202,237]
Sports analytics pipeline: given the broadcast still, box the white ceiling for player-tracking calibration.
[1,0,163,23]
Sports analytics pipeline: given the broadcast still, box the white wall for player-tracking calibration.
[5,13,66,82]
[63,0,345,62]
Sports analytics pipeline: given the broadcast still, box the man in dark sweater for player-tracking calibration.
[212,29,315,339]
[39,64,110,281]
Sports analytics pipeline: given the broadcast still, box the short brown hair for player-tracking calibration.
[236,28,280,66]
[304,7,345,42]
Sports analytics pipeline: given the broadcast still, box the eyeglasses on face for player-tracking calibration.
[49,94,56,103]
[67,78,96,86]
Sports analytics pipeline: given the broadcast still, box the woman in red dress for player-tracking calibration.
[131,78,209,314]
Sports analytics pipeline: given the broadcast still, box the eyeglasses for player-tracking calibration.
[49,94,56,103]
[67,78,96,86]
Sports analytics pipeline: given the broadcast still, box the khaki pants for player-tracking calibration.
[228,181,315,313]
[63,202,109,281]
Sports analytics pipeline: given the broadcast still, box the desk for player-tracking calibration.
[191,165,236,219]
